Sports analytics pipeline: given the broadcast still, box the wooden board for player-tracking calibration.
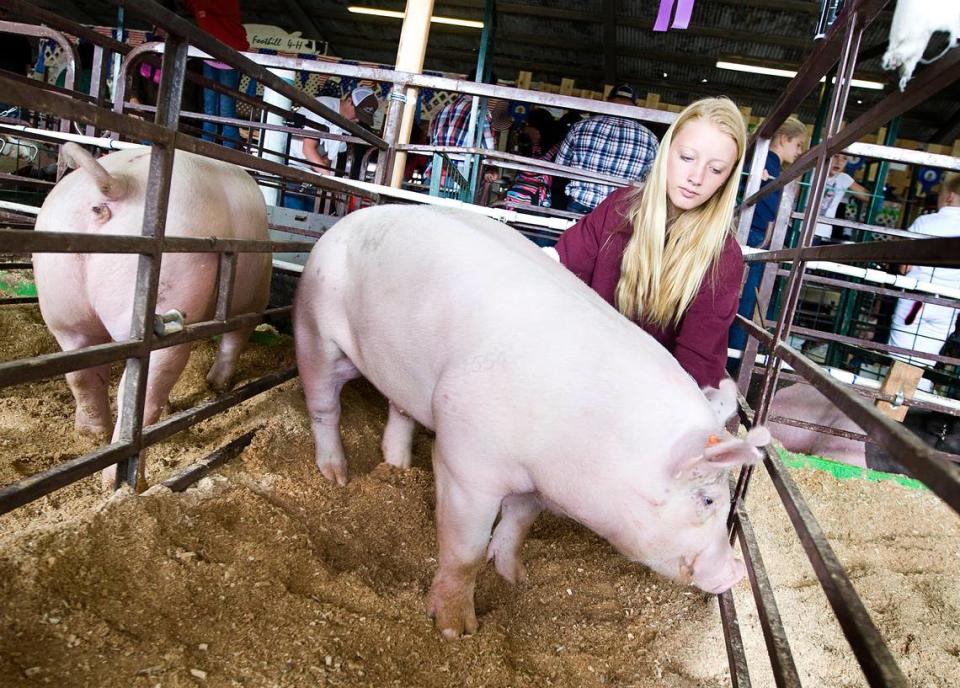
[874,360,924,422]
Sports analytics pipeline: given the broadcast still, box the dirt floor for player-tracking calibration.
[1,300,958,687]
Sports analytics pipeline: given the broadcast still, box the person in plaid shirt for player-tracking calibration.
[429,93,496,150]
[427,69,507,187]
[554,84,659,213]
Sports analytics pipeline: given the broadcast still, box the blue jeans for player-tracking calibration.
[201,63,241,149]
[282,181,313,211]
[567,199,594,214]
[728,228,767,360]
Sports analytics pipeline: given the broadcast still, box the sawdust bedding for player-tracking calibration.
[1,301,958,687]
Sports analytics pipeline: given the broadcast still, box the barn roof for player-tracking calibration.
[24,0,960,142]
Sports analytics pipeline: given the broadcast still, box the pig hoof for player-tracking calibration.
[488,549,527,585]
[99,465,117,490]
[441,627,465,641]
[315,455,348,486]
[426,584,478,638]
[76,423,111,441]
[497,559,528,586]
[205,371,232,393]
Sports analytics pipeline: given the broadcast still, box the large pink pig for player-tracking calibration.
[294,204,770,638]
[33,143,271,483]
[768,383,868,467]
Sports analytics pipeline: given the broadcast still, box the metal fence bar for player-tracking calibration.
[748,0,888,146]
[110,31,190,490]
[744,45,960,212]
[843,141,960,172]
[736,181,799,395]
[732,501,803,688]
[0,74,381,200]
[142,367,297,446]
[0,441,135,515]
[0,229,316,254]
[113,42,299,127]
[111,0,385,150]
[0,341,143,388]
[0,367,298,515]
[751,236,960,266]
[777,269,960,309]
[214,253,238,322]
[770,370,960,416]
[718,590,752,688]
[160,429,259,492]
[767,415,868,442]
[762,449,910,686]
[787,324,960,367]
[741,317,960,513]
[0,306,290,390]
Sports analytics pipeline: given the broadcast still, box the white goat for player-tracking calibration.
[881,0,960,90]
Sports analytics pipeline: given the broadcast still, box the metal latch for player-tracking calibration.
[153,309,185,337]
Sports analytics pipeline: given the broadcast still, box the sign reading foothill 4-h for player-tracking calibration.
[244,24,327,56]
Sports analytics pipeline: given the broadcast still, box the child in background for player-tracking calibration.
[814,153,869,244]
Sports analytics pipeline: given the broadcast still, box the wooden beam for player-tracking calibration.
[282,0,328,42]
[32,0,97,24]
[930,105,960,145]
[602,0,617,85]
[439,0,822,18]
[331,4,820,52]
[324,36,942,133]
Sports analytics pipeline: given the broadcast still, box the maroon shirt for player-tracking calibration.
[556,187,743,388]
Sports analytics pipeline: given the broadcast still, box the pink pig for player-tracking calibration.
[33,143,271,484]
[293,204,770,638]
[767,383,868,468]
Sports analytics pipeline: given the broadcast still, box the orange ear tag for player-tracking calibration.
[707,434,722,446]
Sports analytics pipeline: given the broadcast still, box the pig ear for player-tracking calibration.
[702,378,738,426]
[673,427,770,478]
[702,427,770,470]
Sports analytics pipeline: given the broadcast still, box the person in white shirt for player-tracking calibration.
[814,154,868,243]
[888,172,960,371]
[284,87,379,210]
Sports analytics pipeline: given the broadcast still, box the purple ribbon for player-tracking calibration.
[672,0,695,29]
[653,0,674,31]
[653,0,696,31]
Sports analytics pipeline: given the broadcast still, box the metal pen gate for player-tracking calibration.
[0,1,958,686]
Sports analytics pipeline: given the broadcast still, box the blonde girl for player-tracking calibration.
[552,96,748,387]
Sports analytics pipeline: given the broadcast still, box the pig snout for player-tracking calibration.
[682,540,747,594]
[692,555,746,595]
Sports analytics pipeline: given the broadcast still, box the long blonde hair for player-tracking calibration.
[615,97,747,328]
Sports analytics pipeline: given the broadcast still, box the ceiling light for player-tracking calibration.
[348,6,484,28]
[857,99,863,104]
[701,78,708,83]
[663,72,668,77]
[715,60,884,90]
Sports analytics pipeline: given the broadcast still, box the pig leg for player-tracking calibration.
[104,343,193,488]
[67,363,113,438]
[46,328,113,437]
[426,447,502,639]
[487,493,543,584]
[296,335,359,485]
[206,326,253,392]
[382,401,415,469]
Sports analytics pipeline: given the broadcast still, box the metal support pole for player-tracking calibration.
[112,32,189,491]
[753,12,863,429]
[466,0,497,202]
[388,0,434,188]
[826,118,900,368]
[260,68,295,206]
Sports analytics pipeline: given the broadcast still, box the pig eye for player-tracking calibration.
[702,495,715,507]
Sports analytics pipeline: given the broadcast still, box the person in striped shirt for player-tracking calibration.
[553,84,659,213]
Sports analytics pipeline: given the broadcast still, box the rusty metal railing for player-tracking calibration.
[726,0,960,686]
